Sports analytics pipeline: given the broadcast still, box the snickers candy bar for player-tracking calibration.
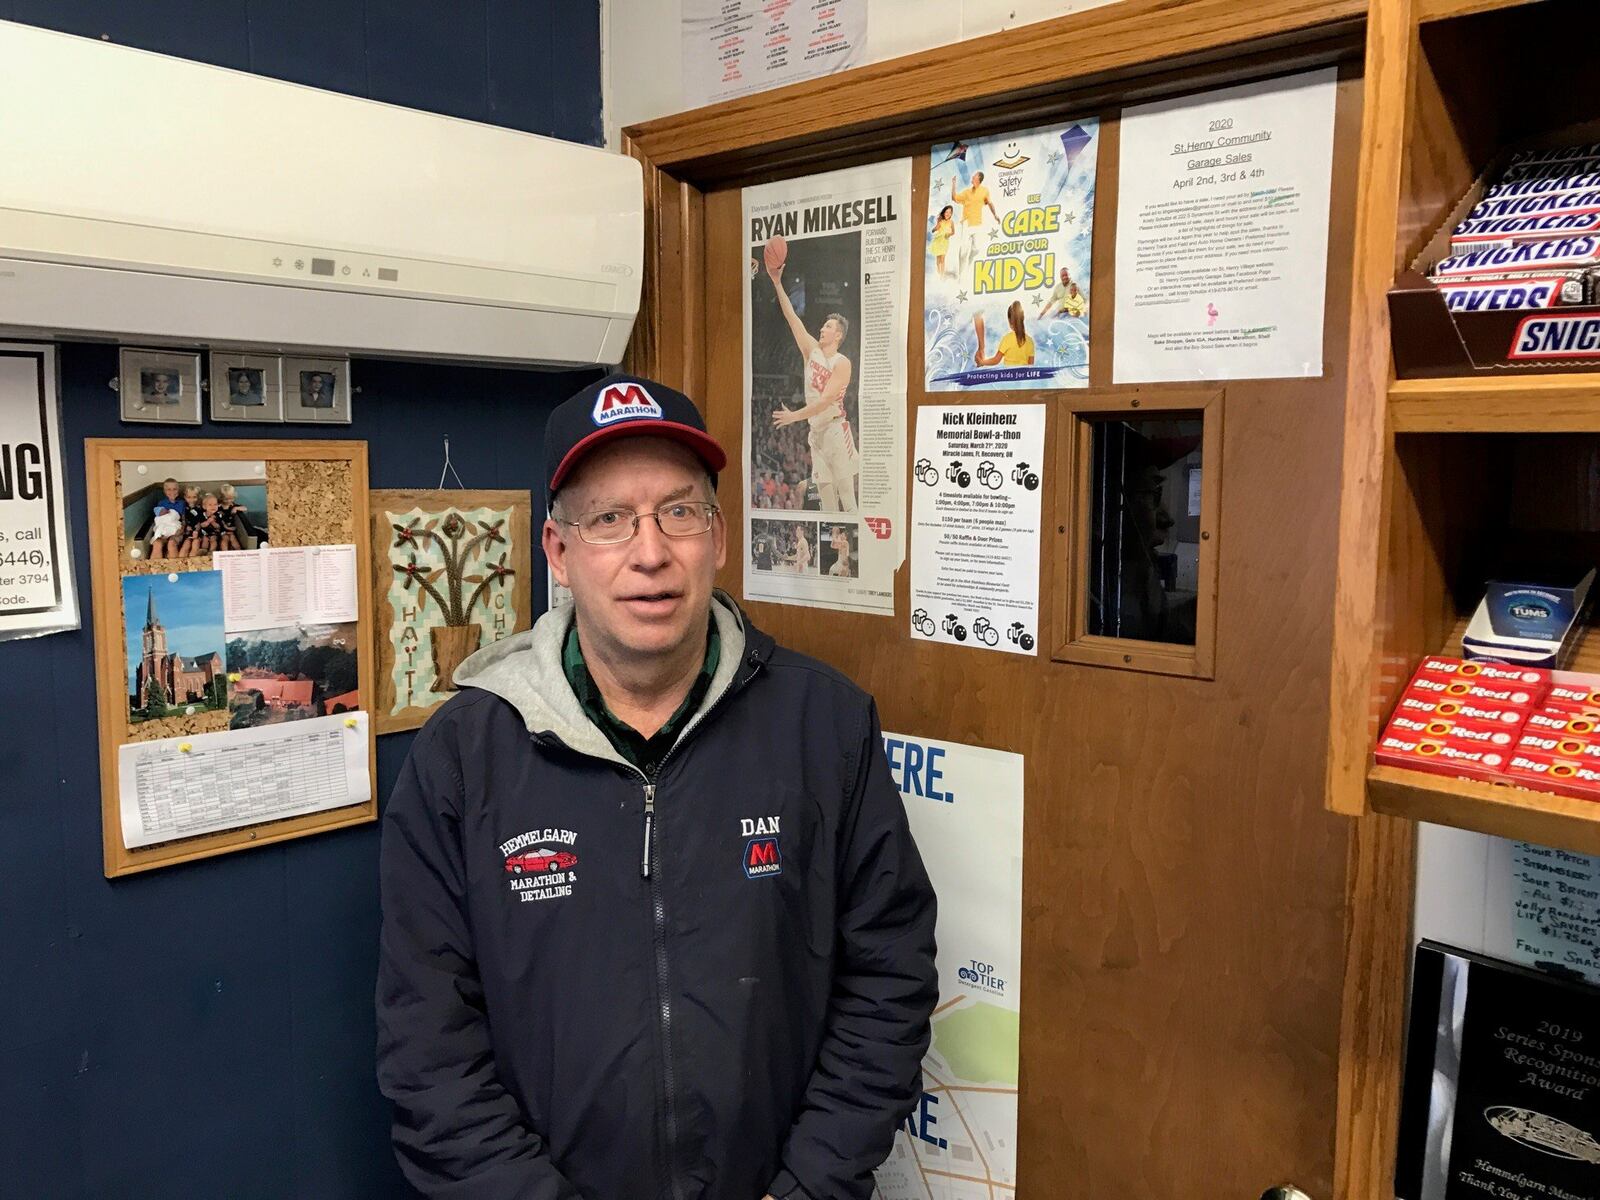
[1434,237,1600,278]
[1430,273,1590,311]
[1468,188,1600,222]
[1480,175,1600,203]
[1502,155,1600,183]
[1506,142,1600,171]
[1451,209,1600,251]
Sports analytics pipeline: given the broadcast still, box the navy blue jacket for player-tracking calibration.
[376,596,937,1199]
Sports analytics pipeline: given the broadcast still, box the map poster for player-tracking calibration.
[743,157,912,615]
[925,120,1099,392]
[876,732,1024,1198]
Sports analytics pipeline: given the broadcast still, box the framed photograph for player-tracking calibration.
[370,488,533,733]
[117,457,269,563]
[282,356,352,424]
[119,348,202,425]
[210,353,284,423]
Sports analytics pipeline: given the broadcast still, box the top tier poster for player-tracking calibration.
[924,120,1100,392]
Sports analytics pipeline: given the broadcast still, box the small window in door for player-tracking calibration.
[1086,415,1203,646]
[1053,390,1221,678]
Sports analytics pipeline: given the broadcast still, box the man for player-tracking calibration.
[1038,266,1087,320]
[303,371,333,408]
[784,522,812,573]
[826,525,853,578]
[760,261,859,513]
[951,169,1000,278]
[376,373,937,1200]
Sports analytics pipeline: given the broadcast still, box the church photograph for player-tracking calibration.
[121,571,228,724]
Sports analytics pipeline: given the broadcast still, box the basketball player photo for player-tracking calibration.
[822,523,858,579]
[748,231,862,514]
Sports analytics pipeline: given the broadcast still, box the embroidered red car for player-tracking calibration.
[505,849,578,874]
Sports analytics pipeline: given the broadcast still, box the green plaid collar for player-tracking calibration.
[561,616,720,777]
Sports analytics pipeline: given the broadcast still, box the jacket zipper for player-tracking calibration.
[632,655,762,1200]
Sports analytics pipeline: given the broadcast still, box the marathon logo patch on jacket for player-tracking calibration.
[742,816,783,878]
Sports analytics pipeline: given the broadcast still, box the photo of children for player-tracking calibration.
[749,518,820,574]
[119,460,269,562]
[820,522,858,579]
[122,572,229,724]
[748,230,862,514]
[226,621,360,729]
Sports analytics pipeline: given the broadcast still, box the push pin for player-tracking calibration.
[344,717,359,729]
[179,742,193,753]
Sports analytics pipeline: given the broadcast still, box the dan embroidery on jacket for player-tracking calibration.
[500,828,579,902]
[741,816,783,879]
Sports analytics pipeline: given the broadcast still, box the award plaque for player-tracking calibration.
[1398,941,1600,1200]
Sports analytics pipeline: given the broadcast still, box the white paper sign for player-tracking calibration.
[214,544,359,632]
[1113,67,1338,383]
[118,712,371,848]
[0,343,77,639]
[909,404,1045,654]
[682,0,867,108]
[874,731,1023,1196]
[743,157,912,615]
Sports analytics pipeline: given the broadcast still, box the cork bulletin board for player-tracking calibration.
[85,439,375,877]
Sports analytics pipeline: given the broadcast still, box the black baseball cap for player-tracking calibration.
[544,373,726,509]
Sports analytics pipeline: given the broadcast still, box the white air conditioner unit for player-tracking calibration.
[0,21,642,367]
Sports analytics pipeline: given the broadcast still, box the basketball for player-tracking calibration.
[763,235,787,272]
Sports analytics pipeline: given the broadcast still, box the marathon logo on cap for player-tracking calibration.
[1511,313,1600,359]
[592,382,664,426]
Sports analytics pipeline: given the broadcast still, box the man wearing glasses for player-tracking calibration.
[377,374,937,1200]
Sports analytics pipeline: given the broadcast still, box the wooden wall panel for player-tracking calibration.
[697,66,1366,1196]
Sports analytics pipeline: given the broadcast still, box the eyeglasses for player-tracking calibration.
[559,500,720,545]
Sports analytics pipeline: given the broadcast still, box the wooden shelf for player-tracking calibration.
[1390,374,1600,432]
[1369,765,1600,854]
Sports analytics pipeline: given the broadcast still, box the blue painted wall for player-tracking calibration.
[0,4,604,1197]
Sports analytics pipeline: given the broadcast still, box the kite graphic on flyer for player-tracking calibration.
[749,231,862,514]
[925,121,1098,392]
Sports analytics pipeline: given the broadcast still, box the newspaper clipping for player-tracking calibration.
[743,158,911,615]
[925,120,1099,392]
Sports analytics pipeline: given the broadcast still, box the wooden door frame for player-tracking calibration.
[621,4,1410,1196]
